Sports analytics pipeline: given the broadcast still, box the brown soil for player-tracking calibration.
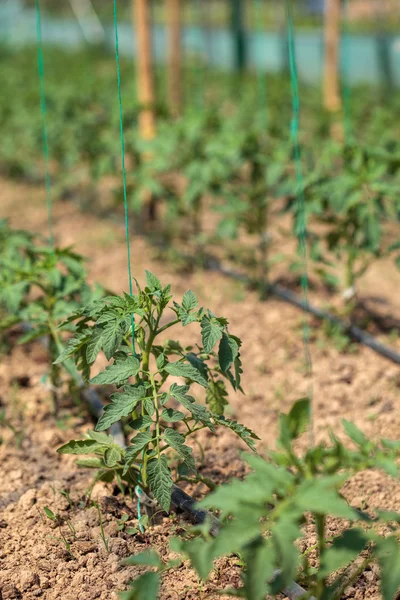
[1,178,400,600]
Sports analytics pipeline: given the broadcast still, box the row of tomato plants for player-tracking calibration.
[1,220,400,599]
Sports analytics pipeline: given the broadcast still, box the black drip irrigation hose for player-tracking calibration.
[206,257,400,366]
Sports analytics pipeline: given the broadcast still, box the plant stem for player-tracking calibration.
[156,318,180,336]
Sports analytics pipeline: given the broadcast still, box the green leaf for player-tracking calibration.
[86,328,103,364]
[201,317,223,353]
[125,432,153,463]
[145,270,162,291]
[147,455,173,511]
[57,439,105,455]
[342,420,371,450]
[90,356,140,385]
[169,384,215,430]
[104,446,122,467]
[376,537,400,600]
[95,386,145,431]
[156,353,165,369]
[279,398,310,448]
[215,417,260,451]
[102,319,123,360]
[165,361,208,388]
[161,408,186,423]
[182,290,198,312]
[119,572,160,600]
[218,333,239,372]
[129,415,153,430]
[206,380,228,415]
[43,506,56,521]
[163,428,195,470]
[123,550,162,568]
[242,538,275,600]
[295,478,357,519]
[54,331,91,364]
[320,528,368,577]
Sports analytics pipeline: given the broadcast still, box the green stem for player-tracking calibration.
[332,554,372,600]
[149,372,161,459]
[156,318,180,336]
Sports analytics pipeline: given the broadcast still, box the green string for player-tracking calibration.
[113,0,135,349]
[285,0,314,441]
[113,0,142,530]
[35,0,53,248]
[341,0,351,144]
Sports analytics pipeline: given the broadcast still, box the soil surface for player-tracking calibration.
[1,178,400,600]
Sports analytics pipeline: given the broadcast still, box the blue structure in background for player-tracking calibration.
[0,2,399,88]
[306,0,325,15]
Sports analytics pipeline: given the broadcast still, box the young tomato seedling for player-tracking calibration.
[56,271,259,511]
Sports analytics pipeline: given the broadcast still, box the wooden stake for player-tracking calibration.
[167,0,182,116]
[323,0,341,113]
[133,0,156,140]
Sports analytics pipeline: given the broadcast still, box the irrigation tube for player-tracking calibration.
[206,258,400,366]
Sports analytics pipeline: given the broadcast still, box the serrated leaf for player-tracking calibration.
[95,386,145,431]
[54,331,91,364]
[104,446,122,467]
[206,379,228,415]
[215,417,260,451]
[76,457,104,469]
[161,408,185,423]
[156,353,165,369]
[147,455,173,511]
[186,353,208,378]
[165,361,208,387]
[182,290,198,312]
[102,319,123,360]
[57,439,105,455]
[169,384,215,430]
[201,317,223,353]
[143,397,155,416]
[129,415,153,430]
[90,356,140,385]
[145,270,162,291]
[218,333,239,372]
[125,431,153,462]
[86,327,103,364]
[163,428,195,470]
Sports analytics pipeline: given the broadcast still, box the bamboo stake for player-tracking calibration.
[323,0,341,113]
[133,0,156,140]
[167,0,182,116]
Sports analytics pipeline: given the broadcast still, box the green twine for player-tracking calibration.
[341,0,351,144]
[35,0,53,248]
[285,0,314,440]
[113,0,135,349]
[113,0,142,530]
